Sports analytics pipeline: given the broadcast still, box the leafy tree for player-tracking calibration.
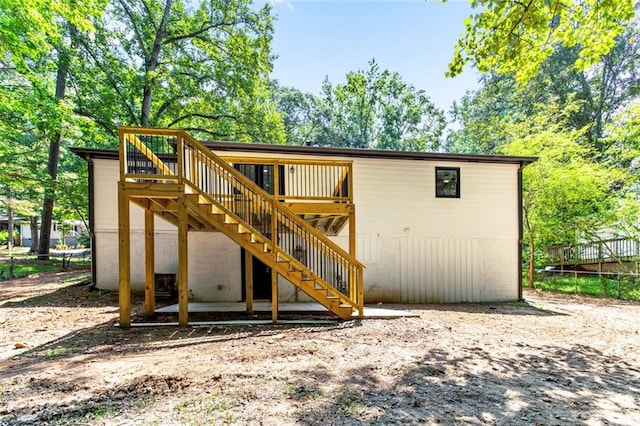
[446,74,524,154]
[71,0,285,142]
[447,23,640,155]
[500,103,621,287]
[0,0,104,258]
[449,0,636,82]
[601,101,640,240]
[270,82,320,145]
[311,60,446,150]
[1,0,285,259]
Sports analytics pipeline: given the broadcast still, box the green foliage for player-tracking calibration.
[447,24,640,155]
[271,82,321,146]
[535,274,640,301]
[0,0,287,252]
[503,104,618,246]
[449,0,635,82]
[72,0,285,142]
[274,60,446,150]
[499,102,624,286]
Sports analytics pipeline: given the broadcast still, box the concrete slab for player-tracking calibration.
[154,302,417,318]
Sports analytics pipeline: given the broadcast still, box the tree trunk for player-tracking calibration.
[7,187,13,256]
[38,42,71,260]
[30,216,38,253]
[141,0,173,126]
[523,206,535,288]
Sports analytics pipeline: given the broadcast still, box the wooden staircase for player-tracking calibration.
[118,128,364,323]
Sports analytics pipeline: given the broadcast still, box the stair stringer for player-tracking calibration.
[182,191,356,319]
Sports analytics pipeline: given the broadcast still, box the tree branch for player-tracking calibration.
[163,19,247,45]
[166,113,241,128]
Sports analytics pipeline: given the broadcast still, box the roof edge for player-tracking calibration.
[71,144,537,165]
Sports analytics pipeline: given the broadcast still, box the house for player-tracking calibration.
[19,220,87,248]
[72,127,536,327]
[0,215,25,246]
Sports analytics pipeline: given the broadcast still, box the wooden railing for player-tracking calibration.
[548,238,639,267]
[220,157,352,202]
[119,127,364,311]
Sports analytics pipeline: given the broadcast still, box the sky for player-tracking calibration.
[265,0,480,113]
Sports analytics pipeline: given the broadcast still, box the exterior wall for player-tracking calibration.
[93,159,242,301]
[91,153,521,303]
[351,158,519,302]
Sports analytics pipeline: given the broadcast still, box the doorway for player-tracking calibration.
[241,249,272,300]
[234,163,285,301]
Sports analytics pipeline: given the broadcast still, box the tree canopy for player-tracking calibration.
[448,0,636,82]
[273,60,446,150]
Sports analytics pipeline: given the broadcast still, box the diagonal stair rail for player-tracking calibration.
[119,127,364,316]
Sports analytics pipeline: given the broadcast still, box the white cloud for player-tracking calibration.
[269,0,294,10]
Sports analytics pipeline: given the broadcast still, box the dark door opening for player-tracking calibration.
[235,163,284,301]
[233,163,285,196]
[241,249,272,300]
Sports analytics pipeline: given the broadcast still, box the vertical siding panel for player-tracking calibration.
[419,237,426,303]
[400,237,407,302]
[410,238,417,302]
[438,238,445,303]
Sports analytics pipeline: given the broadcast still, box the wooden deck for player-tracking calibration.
[547,238,639,272]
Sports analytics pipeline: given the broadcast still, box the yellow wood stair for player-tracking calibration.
[120,127,364,321]
[127,188,356,319]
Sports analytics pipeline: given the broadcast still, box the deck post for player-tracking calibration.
[177,191,189,327]
[271,269,278,323]
[349,205,362,317]
[144,209,155,317]
[117,183,131,328]
[245,251,253,314]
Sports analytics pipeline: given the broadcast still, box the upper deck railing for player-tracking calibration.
[119,128,352,204]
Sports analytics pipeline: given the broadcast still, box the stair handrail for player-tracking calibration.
[177,130,365,270]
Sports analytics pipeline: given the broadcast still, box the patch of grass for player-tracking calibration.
[534,275,640,301]
[55,403,117,425]
[174,392,234,425]
[0,257,90,281]
[338,394,364,415]
[86,404,117,420]
[46,345,77,359]
[287,383,322,401]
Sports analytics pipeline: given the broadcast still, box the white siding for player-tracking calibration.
[350,158,520,302]
[90,154,521,303]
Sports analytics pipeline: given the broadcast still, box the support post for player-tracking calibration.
[177,192,189,327]
[271,269,278,323]
[144,209,155,317]
[349,204,362,317]
[357,267,364,318]
[117,183,131,327]
[245,251,253,314]
[348,205,356,258]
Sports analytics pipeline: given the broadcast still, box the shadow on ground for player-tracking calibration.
[290,343,639,425]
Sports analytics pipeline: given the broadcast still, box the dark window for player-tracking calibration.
[435,167,460,198]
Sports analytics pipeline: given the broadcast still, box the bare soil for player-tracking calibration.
[1,271,639,425]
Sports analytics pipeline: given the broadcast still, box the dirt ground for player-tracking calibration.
[1,271,639,425]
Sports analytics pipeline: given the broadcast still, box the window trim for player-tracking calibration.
[435,167,460,198]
